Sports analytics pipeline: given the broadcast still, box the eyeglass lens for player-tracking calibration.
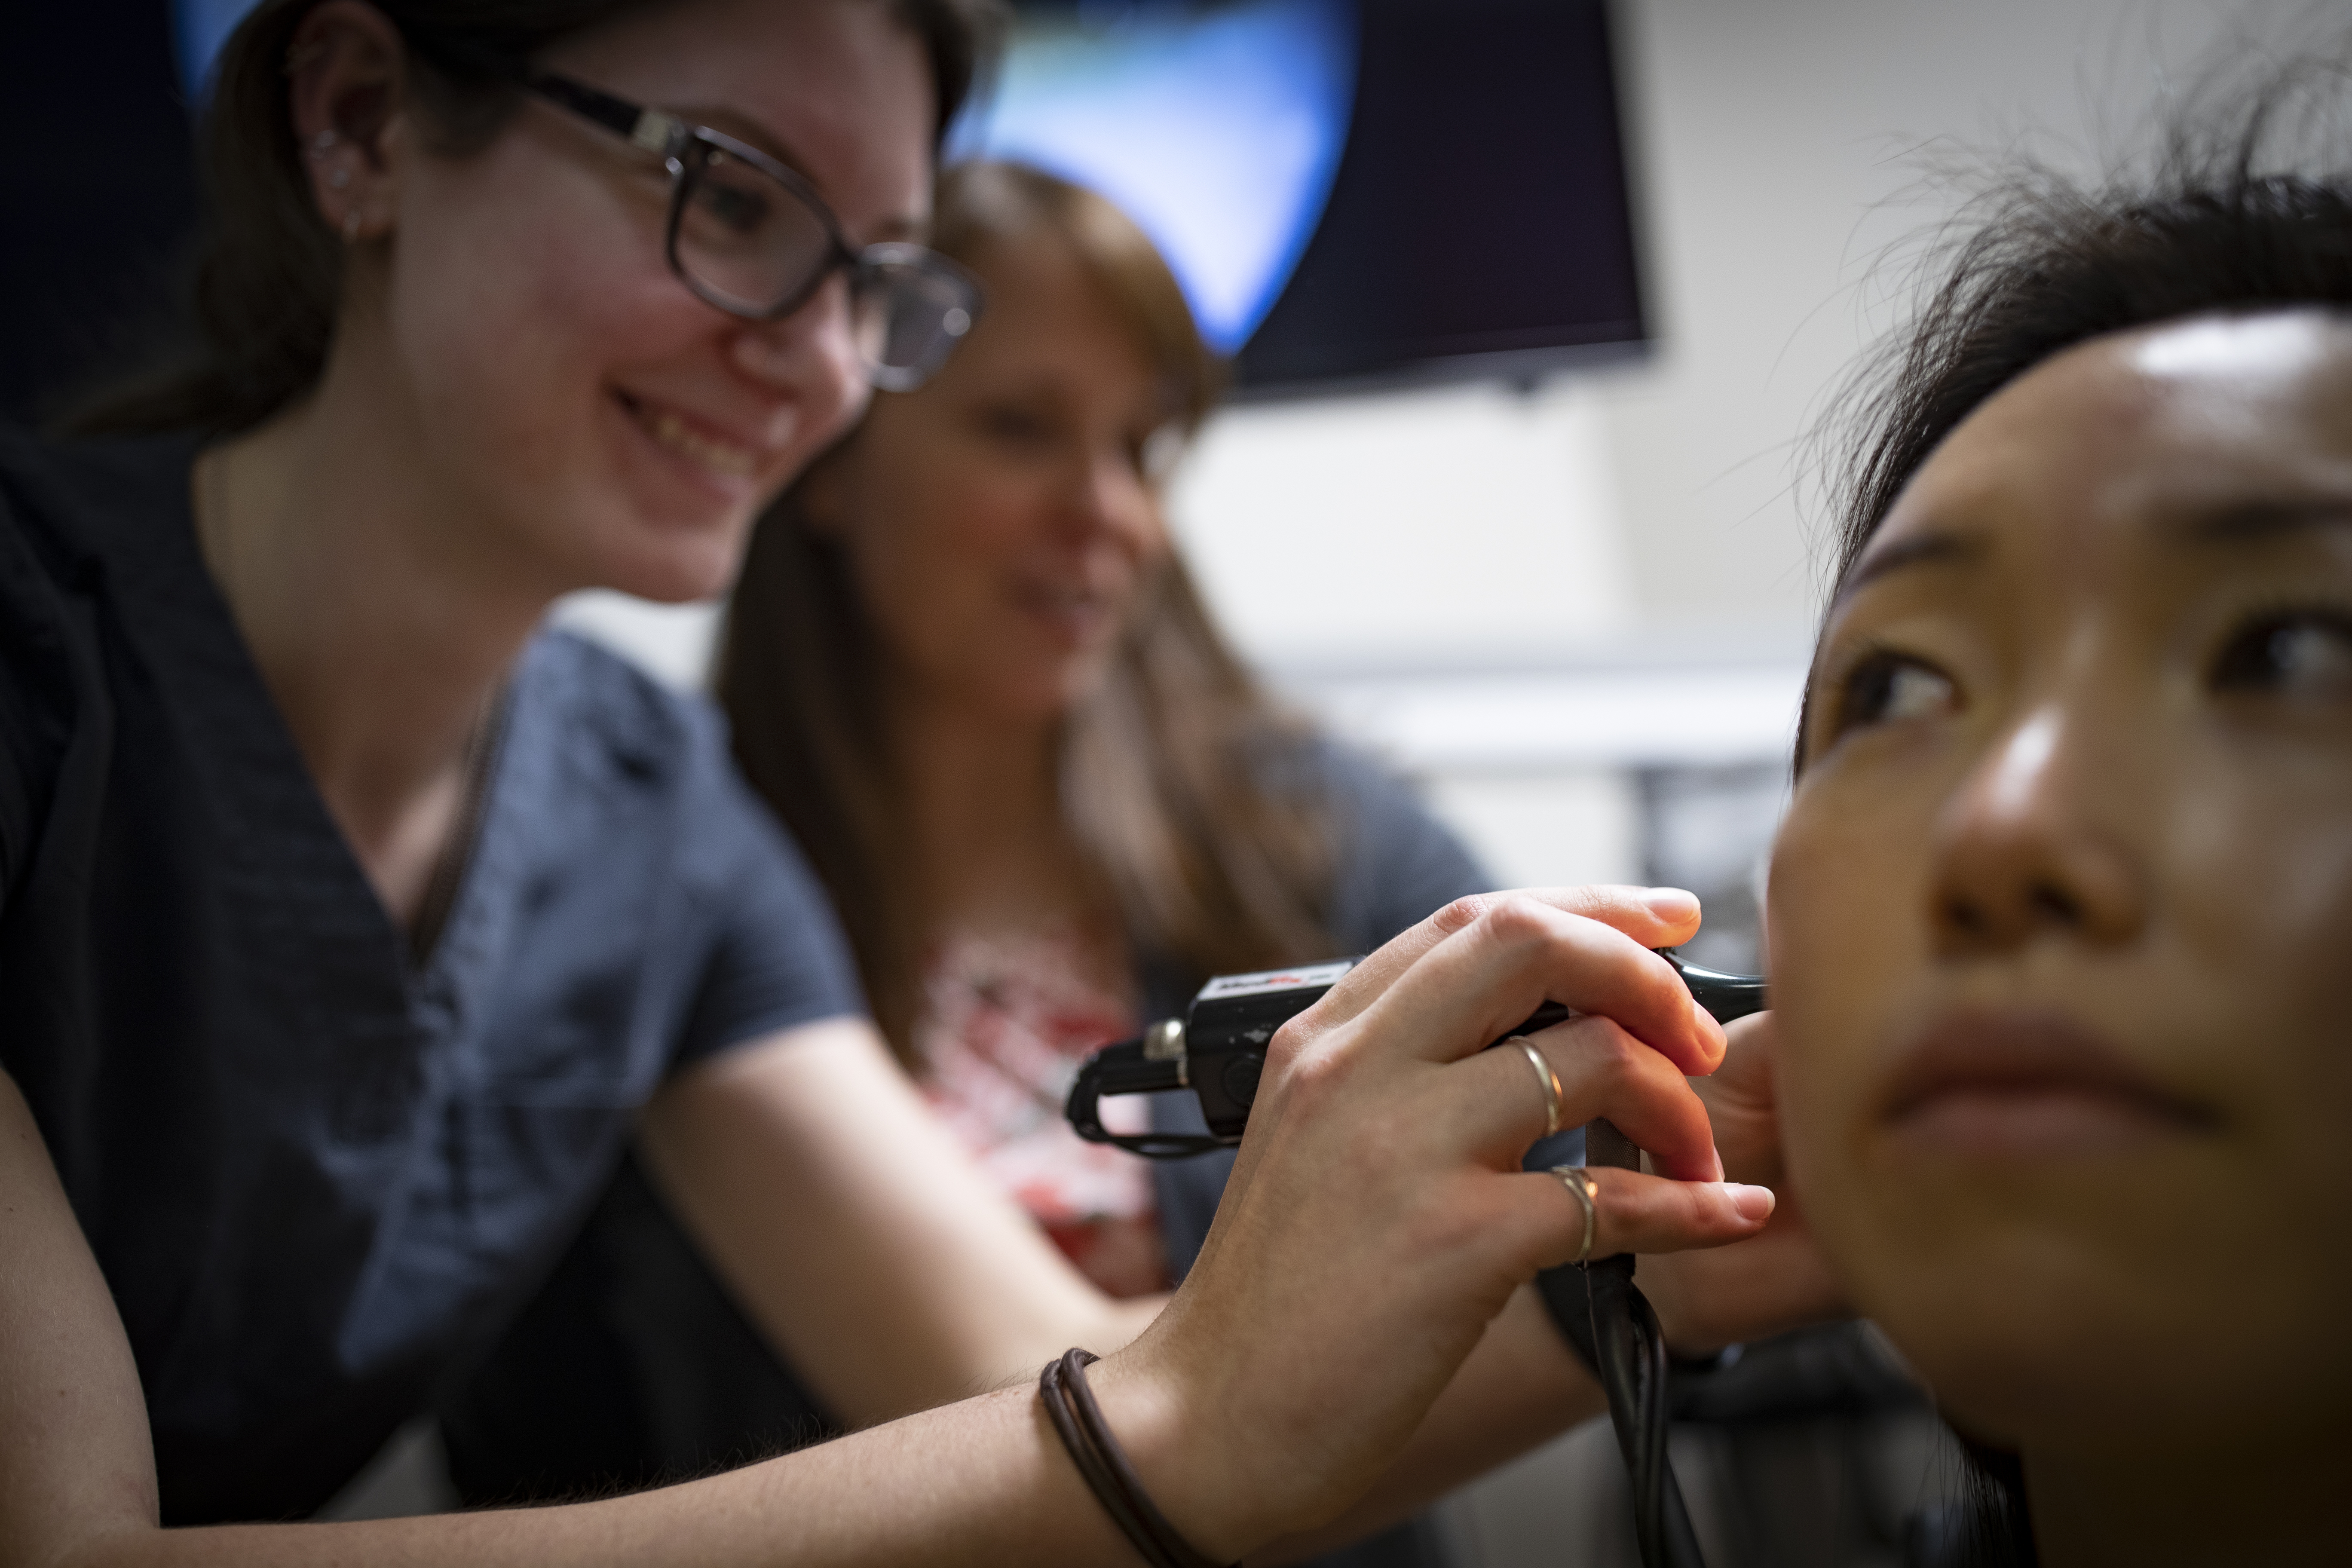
[671,144,976,387]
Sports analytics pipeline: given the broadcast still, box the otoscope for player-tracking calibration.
[1066,951,1768,1568]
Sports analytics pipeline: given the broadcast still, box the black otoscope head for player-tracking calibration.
[1658,951,1769,1026]
[1066,951,1769,1157]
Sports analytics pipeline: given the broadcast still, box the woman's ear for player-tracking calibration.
[284,0,411,246]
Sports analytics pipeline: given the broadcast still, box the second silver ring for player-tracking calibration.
[1551,1165,1600,1265]
[1510,1035,1565,1138]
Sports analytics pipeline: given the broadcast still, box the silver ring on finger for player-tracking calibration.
[1510,1036,1565,1138]
[1552,1165,1600,1265]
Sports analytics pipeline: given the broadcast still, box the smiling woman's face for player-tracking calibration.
[359,0,932,603]
[1770,311,2352,1462]
[815,230,1175,723]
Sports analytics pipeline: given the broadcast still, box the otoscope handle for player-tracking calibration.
[1559,955,1743,1568]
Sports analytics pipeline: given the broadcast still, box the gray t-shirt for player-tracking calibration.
[0,429,863,1524]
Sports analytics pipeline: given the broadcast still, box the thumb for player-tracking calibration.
[1696,1011,1786,1186]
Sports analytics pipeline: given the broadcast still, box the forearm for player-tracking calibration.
[58,1389,1137,1568]
[645,1023,1187,1427]
[1250,1286,1602,1563]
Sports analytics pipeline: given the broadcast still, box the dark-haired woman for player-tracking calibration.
[443,165,1501,1565]
[1758,85,2352,1566]
[0,0,1782,1562]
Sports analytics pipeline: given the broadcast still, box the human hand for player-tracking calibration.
[1088,888,1780,1559]
[1638,1011,1852,1355]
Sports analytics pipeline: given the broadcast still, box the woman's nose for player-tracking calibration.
[1926,706,2147,956]
[728,272,864,416]
[1066,447,1154,544]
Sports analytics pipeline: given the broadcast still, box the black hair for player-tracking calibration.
[67,0,1004,438]
[1800,44,2352,775]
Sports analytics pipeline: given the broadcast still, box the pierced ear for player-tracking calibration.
[284,0,409,242]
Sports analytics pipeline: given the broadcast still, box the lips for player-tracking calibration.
[1008,576,1121,642]
[1878,1008,2216,1153]
[613,390,769,481]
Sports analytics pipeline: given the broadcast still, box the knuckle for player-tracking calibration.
[1432,892,1496,937]
[1266,1013,1316,1069]
[1578,1019,1645,1083]
[1478,892,1562,951]
[1281,1037,1353,1112]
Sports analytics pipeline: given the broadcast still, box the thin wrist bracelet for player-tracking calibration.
[1039,1348,1234,1568]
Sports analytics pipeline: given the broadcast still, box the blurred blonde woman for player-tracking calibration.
[724,160,1500,1292]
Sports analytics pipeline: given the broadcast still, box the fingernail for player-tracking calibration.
[1722,1182,1776,1222]
[1643,886,1699,922]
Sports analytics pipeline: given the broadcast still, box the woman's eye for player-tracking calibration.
[2210,609,2352,698]
[688,163,772,239]
[1834,650,1957,736]
[977,405,1057,446]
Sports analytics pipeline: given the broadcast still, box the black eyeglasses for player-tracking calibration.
[527,72,981,392]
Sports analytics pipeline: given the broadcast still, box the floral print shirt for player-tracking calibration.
[915,927,1166,1298]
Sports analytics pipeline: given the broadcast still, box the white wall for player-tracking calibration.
[1600,0,2270,637]
[1166,381,1636,671]
[1174,0,2272,655]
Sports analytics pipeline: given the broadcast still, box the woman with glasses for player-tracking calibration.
[0,1,1793,1564]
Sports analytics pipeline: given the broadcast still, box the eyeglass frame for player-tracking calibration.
[523,71,981,382]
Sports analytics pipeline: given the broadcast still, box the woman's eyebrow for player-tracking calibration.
[1835,529,1987,603]
[2175,499,2352,545]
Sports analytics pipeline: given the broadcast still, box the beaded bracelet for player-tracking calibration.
[1039,1348,1235,1568]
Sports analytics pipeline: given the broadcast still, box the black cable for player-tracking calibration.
[1538,1248,1706,1568]
[1536,1115,1708,1568]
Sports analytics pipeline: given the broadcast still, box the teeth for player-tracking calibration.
[643,406,757,477]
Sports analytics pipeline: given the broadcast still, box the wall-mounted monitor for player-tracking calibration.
[952,0,1649,397]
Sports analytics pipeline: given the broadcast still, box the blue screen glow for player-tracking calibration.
[174,0,263,102]
[950,0,1359,355]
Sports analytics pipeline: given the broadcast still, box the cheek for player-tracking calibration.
[391,155,695,479]
[842,458,1005,651]
[1118,500,1174,582]
[2157,747,2352,1360]
[1765,772,1966,1352]
[1767,776,1934,1180]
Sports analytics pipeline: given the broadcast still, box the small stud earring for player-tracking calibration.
[309,129,338,159]
[328,167,351,190]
